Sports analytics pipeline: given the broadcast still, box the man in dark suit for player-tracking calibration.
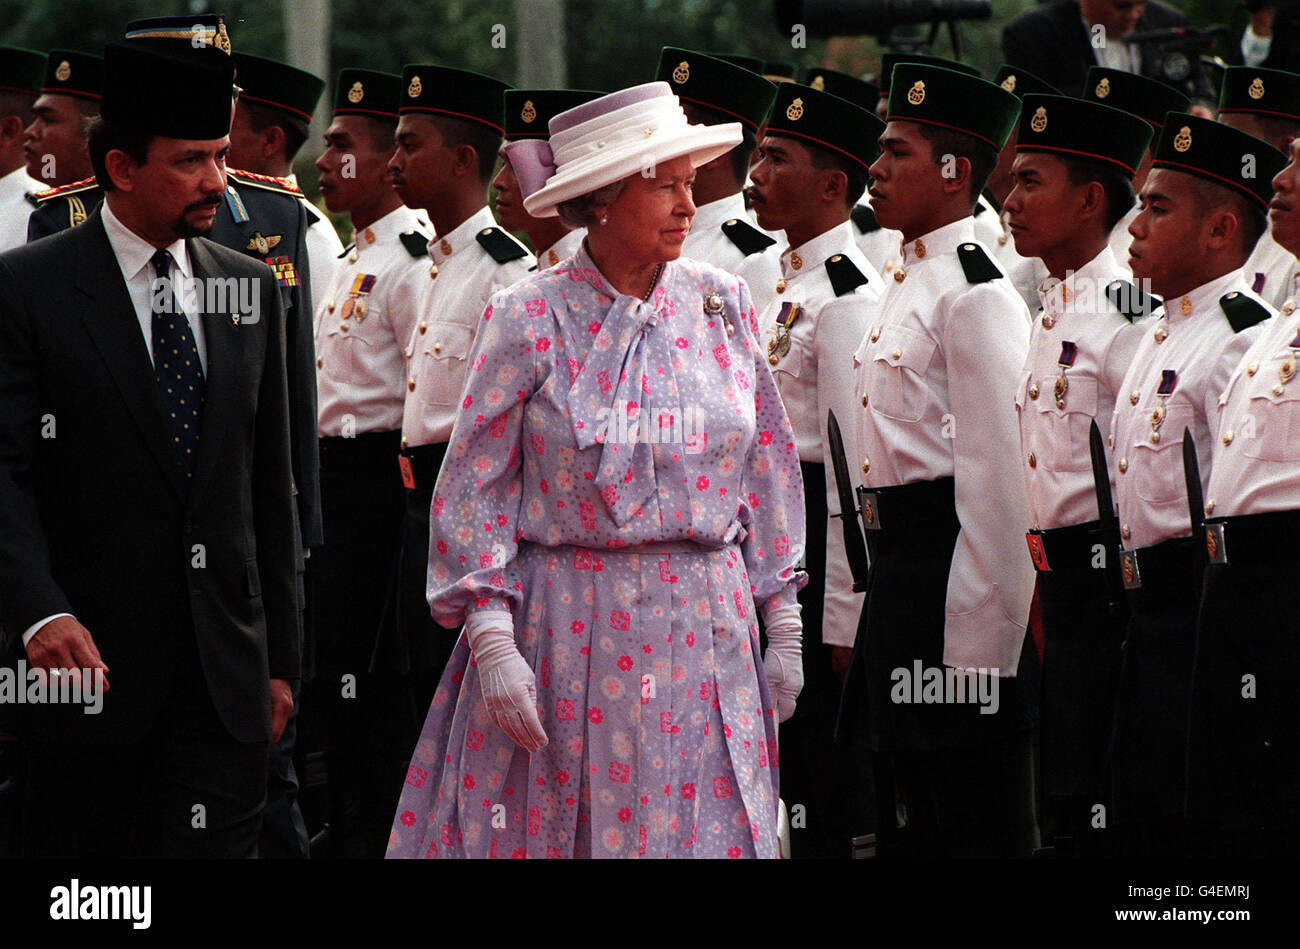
[0,37,298,857]
[1002,0,1216,108]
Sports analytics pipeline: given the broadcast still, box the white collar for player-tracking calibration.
[101,196,192,283]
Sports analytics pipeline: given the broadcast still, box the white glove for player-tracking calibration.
[465,610,548,753]
[762,601,803,723]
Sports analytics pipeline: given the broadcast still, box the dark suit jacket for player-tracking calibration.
[1002,0,1215,103]
[0,208,299,744]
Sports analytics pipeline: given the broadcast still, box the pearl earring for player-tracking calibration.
[599,215,608,225]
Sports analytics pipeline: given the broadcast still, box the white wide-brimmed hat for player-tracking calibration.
[518,81,742,218]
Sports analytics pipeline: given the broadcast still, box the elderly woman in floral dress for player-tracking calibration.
[386,83,807,859]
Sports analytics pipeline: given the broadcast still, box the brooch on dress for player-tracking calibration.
[704,291,734,336]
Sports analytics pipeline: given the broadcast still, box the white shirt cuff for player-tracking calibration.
[21,613,73,648]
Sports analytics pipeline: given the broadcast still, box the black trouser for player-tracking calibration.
[1031,522,1126,857]
[778,462,875,858]
[1186,515,1300,857]
[298,431,417,858]
[1109,537,1198,858]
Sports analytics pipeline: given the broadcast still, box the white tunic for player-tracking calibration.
[0,166,42,253]
[1241,228,1300,311]
[682,193,783,320]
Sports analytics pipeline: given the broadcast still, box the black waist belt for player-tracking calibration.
[318,430,402,475]
[1119,536,1196,591]
[856,477,958,558]
[1204,509,1300,567]
[399,442,448,493]
[1026,520,1108,573]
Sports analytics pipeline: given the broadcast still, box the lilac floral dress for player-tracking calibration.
[386,245,807,859]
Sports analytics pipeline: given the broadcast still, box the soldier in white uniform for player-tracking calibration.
[1216,66,1300,309]
[0,48,44,253]
[852,63,1037,857]
[227,53,344,312]
[745,80,881,858]
[1108,115,1283,857]
[493,88,601,270]
[1081,67,1190,269]
[1185,136,1300,858]
[389,64,534,706]
[295,68,431,858]
[655,48,782,318]
[1003,93,1155,857]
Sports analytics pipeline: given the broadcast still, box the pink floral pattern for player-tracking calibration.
[386,245,806,859]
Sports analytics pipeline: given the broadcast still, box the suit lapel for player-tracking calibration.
[73,211,186,500]
[186,238,239,507]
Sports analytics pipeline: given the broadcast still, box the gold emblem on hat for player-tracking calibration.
[907,81,925,106]
[521,100,537,123]
[1173,125,1192,153]
[55,60,70,82]
[216,19,232,55]
[1095,77,1110,99]
[408,75,423,98]
[786,97,804,121]
[1001,74,1017,92]
[672,61,690,84]
[810,75,825,91]
[1030,107,1048,133]
[348,82,364,104]
[1249,77,1265,100]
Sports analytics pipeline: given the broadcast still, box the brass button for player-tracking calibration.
[348,252,358,264]
[1121,524,1131,540]
[429,265,439,279]
[1108,434,1114,449]
[891,347,902,360]
[419,322,428,334]
[1041,314,1055,330]
[1027,452,1037,468]
[1154,325,1168,343]
[1118,458,1128,474]
[1222,430,1234,446]
[1274,384,1286,396]
[1028,383,1040,400]
[1179,296,1192,315]
[769,354,779,365]
[316,358,322,369]
[914,239,926,259]
[440,239,452,255]
[1130,391,1140,405]
[1205,499,1215,516]
[340,323,350,332]
[401,437,407,450]
[408,378,415,392]
[830,254,843,262]
[776,279,786,294]
[869,328,880,343]
[326,301,335,313]
[861,458,870,474]
[893,269,906,283]
[1247,362,1258,376]
[1282,299,1296,316]
[1151,430,1161,444]
[861,393,869,407]
[433,342,442,354]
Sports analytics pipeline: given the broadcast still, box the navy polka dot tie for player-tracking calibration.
[150,250,205,477]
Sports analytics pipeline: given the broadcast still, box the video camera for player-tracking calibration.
[774,0,991,57]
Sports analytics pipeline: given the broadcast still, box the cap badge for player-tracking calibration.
[1001,74,1016,92]
[55,60,71,82]
[1030,106,1048,133]
[1095,77,1110,99]
[786,97,804,120]
[348,82,364,103]
[1249,77,1265,100]
[216,19,232,55]
[521,100,537,123]
[408,75,423,98]
[672,61,690,84]
[907,81,925,105]
[810,75,825,91]
[1173,125,1192,153]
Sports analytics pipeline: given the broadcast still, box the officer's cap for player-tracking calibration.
[886,63,1020,152]
[656,48,777,132]
[1083,67,1190,133]
[1151,113,1287,209]
[398,64,510,135]
[0,46,47,99]
[1015,94,1153,179]
[332,69,402,120]
[503,89,604,140]
[1219,66,1300,124]
[762,81,885,170]
[40,49,102,102]
[101,40,235,140]
[233,53,325,126]
[802,67,879,110]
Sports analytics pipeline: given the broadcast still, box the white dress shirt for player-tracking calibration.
[682,192,783,320]
[1016,245,1149,529]
[0,165,42,253]
[315,204,431,436]
[756,220,880,647]
[402,206,534,448]
[853,216,1034,672]
[1110,270,1268,550]
[1241,227,1300,310]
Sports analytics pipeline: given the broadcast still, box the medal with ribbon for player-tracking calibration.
[1151,369,1176,443]
[767,302,802,366]
[1054,340,1077,410]
[340,273,376,326]
[1281,327,1300,386]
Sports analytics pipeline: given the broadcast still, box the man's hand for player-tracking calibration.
[26,615,110,691]
[270,678,293,743]
[831,645,854,683]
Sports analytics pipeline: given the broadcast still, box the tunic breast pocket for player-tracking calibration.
[867,326,936,422]
[321,307,384,383]
[767,332,805,382]
[1242,366,1300,462]
[419,322,475,407]
[1033,373,1098,472]
[1133,403,1193,504]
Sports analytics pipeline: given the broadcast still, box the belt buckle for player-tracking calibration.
[1205,522,1227,565]
[1026,532,1050,572]
[1120,549,1142,590]
[398,454,416,491]
[858,488,882,531]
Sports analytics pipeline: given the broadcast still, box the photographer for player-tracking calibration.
[1002,0,1215,113]
[1240,3,1300,72]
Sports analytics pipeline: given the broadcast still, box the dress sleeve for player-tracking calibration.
[425,287,538,628]
[732,277,809,613]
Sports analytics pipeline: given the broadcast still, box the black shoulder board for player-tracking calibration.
[973,197,989,217]
[303,203,321,226]
[1219,291,1270,333]
[957,243,1001,283]
[1105,280,1158,323]
[475,226,528,263]
[825,254,869,297]
[849,204,881,235]
[338,243,355,258]
[720,218,776,256]
[400,231,429,258]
